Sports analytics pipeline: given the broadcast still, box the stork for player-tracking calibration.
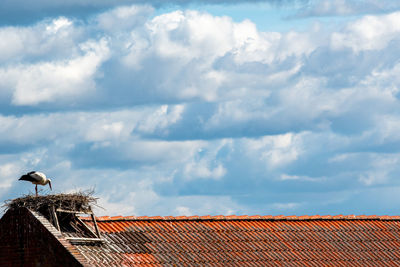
[19,171,52,196]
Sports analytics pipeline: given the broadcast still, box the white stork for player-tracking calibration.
[19,171,52,196]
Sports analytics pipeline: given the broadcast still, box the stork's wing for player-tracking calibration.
[19,174,37,182]
[29,172,46,182]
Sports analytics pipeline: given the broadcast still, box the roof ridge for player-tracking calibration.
[81,214,400,221]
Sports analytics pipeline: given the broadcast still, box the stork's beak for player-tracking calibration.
[49,181,52,190]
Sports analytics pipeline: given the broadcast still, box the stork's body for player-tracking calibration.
[19,171,52,196]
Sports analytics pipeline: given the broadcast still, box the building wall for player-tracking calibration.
[0,208,83,267]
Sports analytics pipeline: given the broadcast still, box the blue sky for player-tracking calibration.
[2,0,400,216]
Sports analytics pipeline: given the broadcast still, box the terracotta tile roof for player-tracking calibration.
[89,214,400,221]
[70,215,400,266]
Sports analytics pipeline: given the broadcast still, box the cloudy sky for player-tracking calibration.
[2,0,400,216]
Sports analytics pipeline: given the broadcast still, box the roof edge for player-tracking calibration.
[26,208,91,267]
[82,214,400,221]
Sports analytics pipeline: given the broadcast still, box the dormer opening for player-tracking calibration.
[4,192,103,244]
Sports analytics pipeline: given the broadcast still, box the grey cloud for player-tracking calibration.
[293,0,400,18]
[0,9,307,110]
[69,138,203,169]
[0,0,300,25]
[141,101,318,140]
[1,8,399,140]
[301,41,400,88]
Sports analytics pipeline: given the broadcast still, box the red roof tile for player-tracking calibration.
[69,215,400,265]
[82,214,400,221]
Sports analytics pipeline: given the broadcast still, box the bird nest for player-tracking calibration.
[3,191,98,213]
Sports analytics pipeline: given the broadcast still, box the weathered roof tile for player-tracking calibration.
[65,215,400,265]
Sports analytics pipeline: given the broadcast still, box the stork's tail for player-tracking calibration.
[19,174,36,182]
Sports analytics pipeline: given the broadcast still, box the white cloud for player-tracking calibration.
[359,154,400,186]
[0,17,82,63]
[0,38,109,106]
[0,6,322,108]
[96,5,153,32]
[175,206,192,216]
[96,193,138,215]
[331,11,400,52]
[85,122,126,142]
[163,195,240,216]
[360,61,400,98]
[100,139,204,164]
[184,161,226,180]
[135,105,184,135]
[45,17,73,34]
[244,133,303,168]
[296,0,360,17]
[148,11,235,61]
[183,139,230,180]
[359,171,388,186]
[327,152,400,186]
[118,9,318,103]
[90,170,241,216]
[0,105,183,145]
[271,202,301,210]
[0,163,21,189]
[294,0,400,17]
[280,174,324,182]
[373,115,400,144]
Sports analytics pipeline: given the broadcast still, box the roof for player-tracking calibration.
[92,214,400,221]
[73,214,400,266]
[4,207,400,266]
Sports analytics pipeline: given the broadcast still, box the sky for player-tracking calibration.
[2,0,400,216]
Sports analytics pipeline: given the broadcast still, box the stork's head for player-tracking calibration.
[46,179,52,190]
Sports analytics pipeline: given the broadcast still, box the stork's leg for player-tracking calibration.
[35,185,38,197]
